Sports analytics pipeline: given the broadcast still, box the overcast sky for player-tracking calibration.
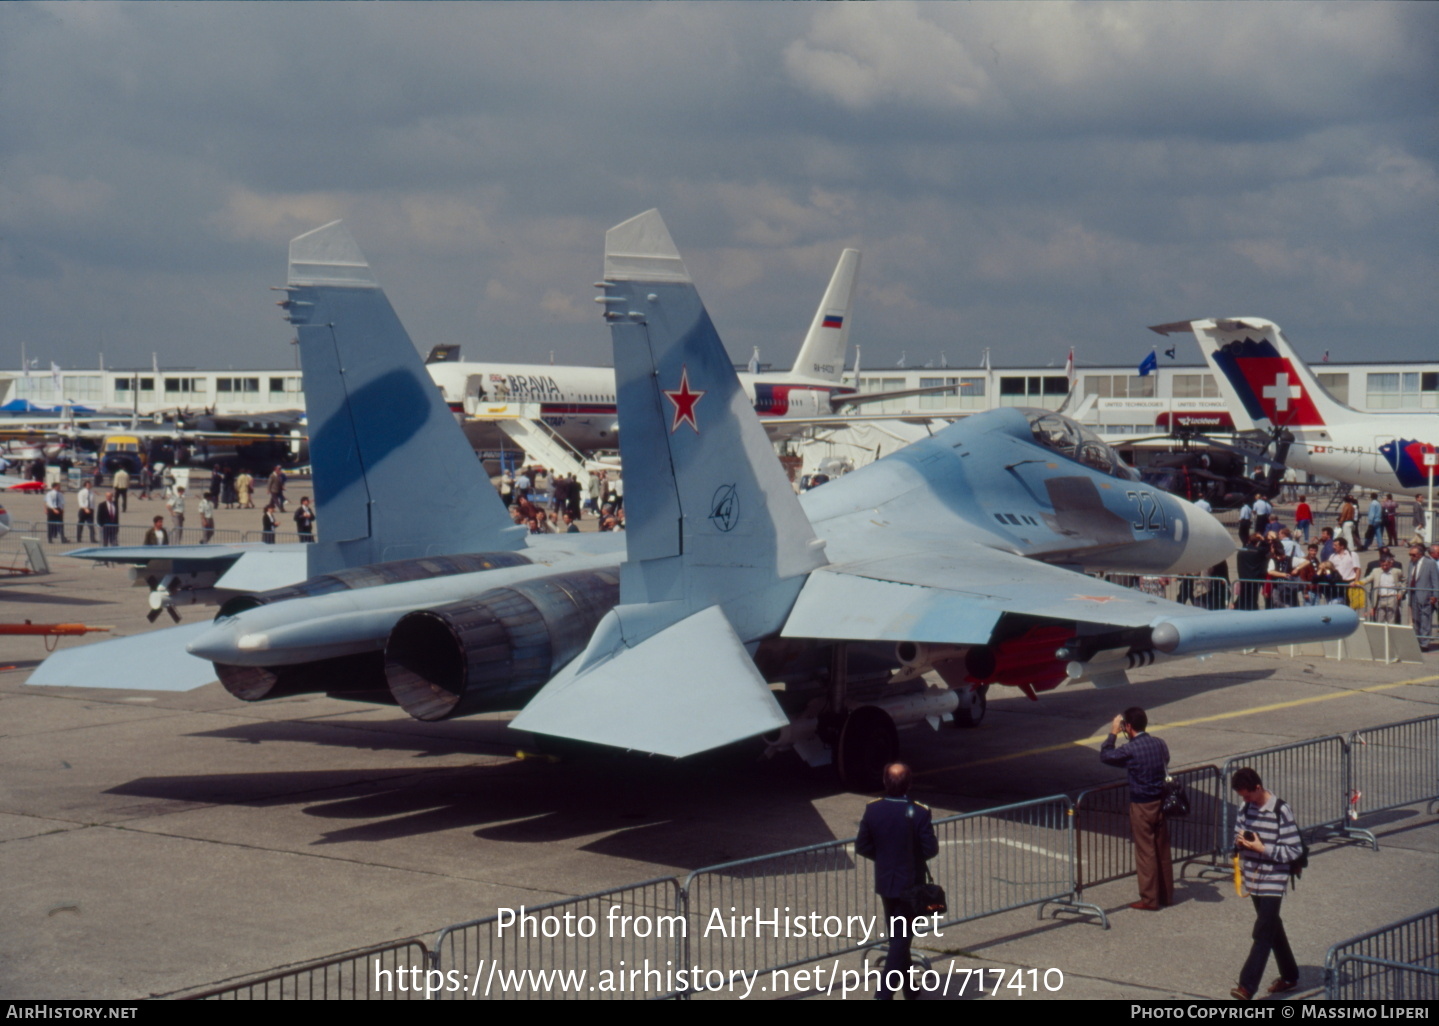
[3,1,1435,376]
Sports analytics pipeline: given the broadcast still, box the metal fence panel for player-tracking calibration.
[684,835,876,989]
[1094,573,1231,610]
[1347,714,1439,823]
[181,939,431,999]
[1073,765,1224,893]
[1325,907,1439,1000]
[929,796,1078,927]
[10,519,254,548]
[684,794,1093,995]
[431,878,683,1000]
[1219,735,1350,847]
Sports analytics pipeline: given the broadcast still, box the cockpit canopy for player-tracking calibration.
[1023,410,1138,480]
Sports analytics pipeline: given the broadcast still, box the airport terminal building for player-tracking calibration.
[3,359,1436,425]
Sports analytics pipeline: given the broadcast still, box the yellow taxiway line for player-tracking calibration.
[916,673,1439,776]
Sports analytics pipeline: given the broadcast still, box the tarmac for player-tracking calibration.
[1,482,1436,1000]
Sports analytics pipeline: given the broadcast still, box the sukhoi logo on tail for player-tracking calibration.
[709,484,739,532]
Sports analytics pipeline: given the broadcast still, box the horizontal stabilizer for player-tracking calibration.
[511,605,787,758]
[213,547,310,592]
[27,622,220,691]
[66,545,245,570]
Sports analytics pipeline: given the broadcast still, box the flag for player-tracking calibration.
[1322,350,1330,364]
[50,361,63,396]
[896,352,906,369]
[1164,345,1177,359]
[1064,347,1075,387]
[1138,350,1158,377]
[747,347,760,375]
[981,348,991,372]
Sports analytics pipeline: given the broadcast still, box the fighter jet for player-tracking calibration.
[505,212,1358,785]
[33,215,1358,790]
[30,222,624,692]
[1154,317,1439,496]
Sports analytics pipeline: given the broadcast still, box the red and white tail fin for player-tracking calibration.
[1152,317,1356,431]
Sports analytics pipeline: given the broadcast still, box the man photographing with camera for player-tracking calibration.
[1099,706,1173,911]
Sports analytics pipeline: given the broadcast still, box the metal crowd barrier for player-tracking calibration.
[1094,570,1426,621]
[1072,765,1226,894]
[1348,715,1439,825]
[1324,907,1439,1000]
[9,515,276,549]
[1094,573,1232,609]
[241,529,309,544]
[183,939,432,1000]
[684,794,1103,996]
[683,832,875,989]
[430,878,684,1000]
[1219,735,1360,850]
[168,715,1439,999]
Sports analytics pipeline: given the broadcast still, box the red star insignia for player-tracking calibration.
[664,365,705,434]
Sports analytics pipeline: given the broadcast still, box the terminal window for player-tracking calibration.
[1367,371,1437,410]
[1082,374,1156,399]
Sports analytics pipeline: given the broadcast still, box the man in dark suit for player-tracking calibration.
[96,491,120,547]
[855,762,938,1000]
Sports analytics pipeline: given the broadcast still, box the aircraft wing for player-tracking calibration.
[781,545,1177,644]
[65,543,309,591]
[783,542,1354,659]
[67,544,251,571]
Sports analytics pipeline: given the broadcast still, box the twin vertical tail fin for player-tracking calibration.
[1154,317,1352,432]
[598,209,828,630]
[283,222,524,576]
[511,210,825,757]
[790,248,860,383]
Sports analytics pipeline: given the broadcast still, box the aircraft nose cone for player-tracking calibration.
[1177,503,1236,575]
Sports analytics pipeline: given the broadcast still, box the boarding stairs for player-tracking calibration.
[477,404,589,483]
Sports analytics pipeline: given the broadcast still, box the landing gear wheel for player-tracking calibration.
[952,684,988,728]
[836,706,898,791]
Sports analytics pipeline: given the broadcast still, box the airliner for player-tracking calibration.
[424,249,921,450]
[1152,317,1439,495]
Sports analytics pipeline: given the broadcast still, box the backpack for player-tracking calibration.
[1276,799,1310,887]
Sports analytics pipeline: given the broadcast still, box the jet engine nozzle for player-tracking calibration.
[384,570,620,721]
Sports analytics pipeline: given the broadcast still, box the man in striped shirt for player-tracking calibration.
[1230,767,1302,1000]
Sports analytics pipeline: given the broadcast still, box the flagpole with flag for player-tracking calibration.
[1138,348,1158,377]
